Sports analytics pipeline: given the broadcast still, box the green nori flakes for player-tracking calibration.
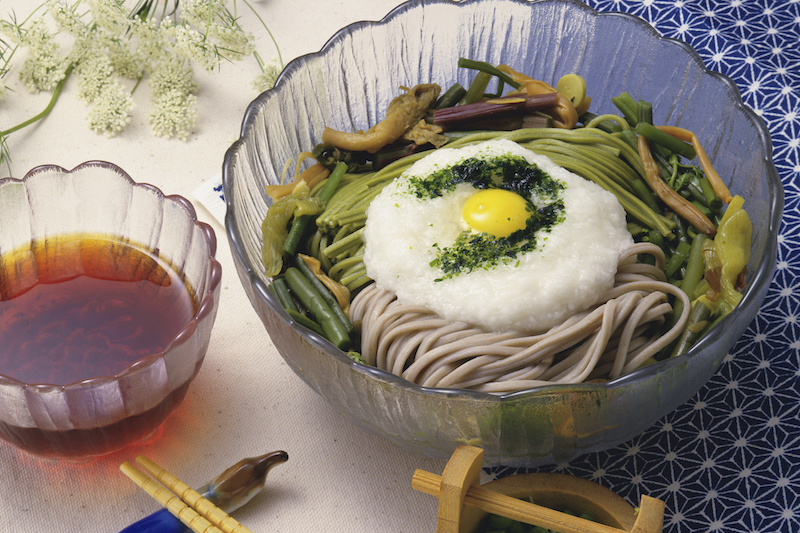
[406,154,566,280]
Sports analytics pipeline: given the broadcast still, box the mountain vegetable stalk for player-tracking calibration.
[296,254,353,334]
[283,267,351,350]
[638,134,716,236]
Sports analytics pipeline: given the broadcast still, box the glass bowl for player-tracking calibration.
[222,0,782,467]
[0,161,222,460]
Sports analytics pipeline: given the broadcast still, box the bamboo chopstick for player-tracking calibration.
[120,462,224,533]
[120,456,255,533]
[134,455,254,533]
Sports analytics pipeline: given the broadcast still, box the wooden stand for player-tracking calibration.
[412,445,664,533]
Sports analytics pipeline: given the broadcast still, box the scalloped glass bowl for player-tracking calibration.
[223,0,782,467]
[0,161,222,460]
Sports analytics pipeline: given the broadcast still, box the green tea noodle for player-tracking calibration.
[349,242,690,393]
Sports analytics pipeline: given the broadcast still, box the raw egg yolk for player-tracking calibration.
[462,189,530,238]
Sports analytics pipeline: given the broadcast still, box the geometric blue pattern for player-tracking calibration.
[486,2,800,531]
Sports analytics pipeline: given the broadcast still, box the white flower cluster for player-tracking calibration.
[149,56,197,139]
[7,17,69,92]
[70,38,135,137]
[46,0,85,36]
[179,0,255,67]
[88,82,135,137]
[252,61,280,93]
[1,0,279,143]
[85,0,129,38]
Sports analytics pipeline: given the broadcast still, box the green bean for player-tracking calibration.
[680,233,710,299]
[316,161,350,202]
[683,179,707,205]
[635,98,678,161]
[646,229,666,254]
[627,222,646,237]
[634,122,697,160]
[284,267,351,350]
[637,99,653,125]
[269,278,298,312]
[309,170,369,197]
[286,308,324,336]
[612,92,638,125]
[664,240,692,278]
[668,211,691,244]
[434,82,467,109]
[295,254,353,334]
[699,175,723,213]
[463,70,493,105]
[691,199,714,221]
[457,58,522,90]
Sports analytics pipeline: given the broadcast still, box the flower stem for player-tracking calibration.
[1,65,73,137]
[240,0,282,68]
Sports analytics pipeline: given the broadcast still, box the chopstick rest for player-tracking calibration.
[413,445,665,533]
[120,456,255,533]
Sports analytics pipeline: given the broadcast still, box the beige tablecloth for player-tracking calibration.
[0,1,450,531]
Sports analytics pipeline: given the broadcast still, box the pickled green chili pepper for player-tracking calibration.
[713,196,752,315]
[261,184,324,276]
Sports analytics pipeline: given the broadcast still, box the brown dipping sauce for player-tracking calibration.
[0,236,197,385]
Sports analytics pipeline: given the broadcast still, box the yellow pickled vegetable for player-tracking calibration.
[261,183,324,276]
[696,195,751,316]
[556,73,587,107]
[714,196,752,315]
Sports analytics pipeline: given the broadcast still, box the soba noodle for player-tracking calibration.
[350,242,690,393]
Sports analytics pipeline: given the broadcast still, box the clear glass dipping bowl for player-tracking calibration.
[223,0,782,467]
[0,161,222,460]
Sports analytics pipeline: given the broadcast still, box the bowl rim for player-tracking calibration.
[0,160,223,391]
[222,0,784,403]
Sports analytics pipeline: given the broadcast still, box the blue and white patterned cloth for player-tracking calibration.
[485,1,799,532]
